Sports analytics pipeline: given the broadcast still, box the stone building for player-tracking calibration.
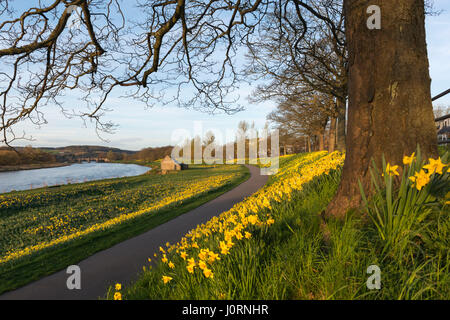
[161,155,188,172]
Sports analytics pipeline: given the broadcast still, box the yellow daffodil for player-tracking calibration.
[247,215,258,225]
[385,163,400,177]
[198,249,209,261]
[423,157,446,175]
[186,264,195,273]
[187,257,196,266]
[203,267,213,279]
[162,276,173,284]
[207,251,220,264]
[114,292,122,300]
[115,283,121,291]
[403,152,415,166]
[219,241,230,255]
[198,260,207,270]
[409,169,431,190]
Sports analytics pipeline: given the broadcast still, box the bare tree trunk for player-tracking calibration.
[326,0,438,218]
[307,136,311,152]
[336,97,346,152]
[329,116,337,153]
[316,132,325,151]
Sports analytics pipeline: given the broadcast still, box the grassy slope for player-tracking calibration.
[0,165,250,295]
[120,154,449,300]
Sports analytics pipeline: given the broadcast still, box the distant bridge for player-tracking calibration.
[77,157,110,163]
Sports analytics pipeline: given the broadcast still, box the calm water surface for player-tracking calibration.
[0,162,150,194]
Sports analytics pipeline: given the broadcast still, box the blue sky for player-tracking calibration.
[10,0,450,151]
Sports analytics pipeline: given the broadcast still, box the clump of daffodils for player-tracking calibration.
[383,152,447,191]
[393,153,447,191]
[361,149,448,256]
[113,283,122,300]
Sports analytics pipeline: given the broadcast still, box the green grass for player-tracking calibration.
[438,145,450,157]
[117,154,449,300]
[0,164,249,295]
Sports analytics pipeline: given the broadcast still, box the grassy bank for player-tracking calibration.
[111,152,449,300]
[0,164,249,294]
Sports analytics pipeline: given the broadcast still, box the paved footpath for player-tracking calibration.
[0,165,268,300]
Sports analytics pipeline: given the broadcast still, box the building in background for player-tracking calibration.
[436,114,450,145]
[161,155,188,172]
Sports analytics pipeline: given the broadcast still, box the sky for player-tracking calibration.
[7,0,450,151]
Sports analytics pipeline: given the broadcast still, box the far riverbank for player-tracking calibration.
[0,162,70,173]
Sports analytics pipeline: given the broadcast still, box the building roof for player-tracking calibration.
[435,114,450,122]
[162,155,181,165]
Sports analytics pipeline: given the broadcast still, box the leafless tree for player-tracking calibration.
[268,90,335,151]
[245,0,347,151]
[433,104,450,119]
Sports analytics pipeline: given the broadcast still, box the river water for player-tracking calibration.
[0,162,150,194]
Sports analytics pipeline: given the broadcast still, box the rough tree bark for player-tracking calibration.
[326,0,438,218]
[317,133,325,151]
[329,116,337,153]
[336,98,347,152]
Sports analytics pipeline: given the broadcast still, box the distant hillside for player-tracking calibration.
[40,145,137,155]
[0,145,174,164]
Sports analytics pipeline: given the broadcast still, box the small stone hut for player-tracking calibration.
[161,155,188,172]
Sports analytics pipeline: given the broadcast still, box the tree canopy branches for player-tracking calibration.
[0,0,345,145]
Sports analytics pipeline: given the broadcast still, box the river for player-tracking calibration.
[0,162,150,194]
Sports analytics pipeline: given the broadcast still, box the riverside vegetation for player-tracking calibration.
[109,150,449,300]
[0,164,249,294]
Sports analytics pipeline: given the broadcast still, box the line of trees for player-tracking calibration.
[121,146,174,162]
[246,0,347,154]
[0,146,56,166]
